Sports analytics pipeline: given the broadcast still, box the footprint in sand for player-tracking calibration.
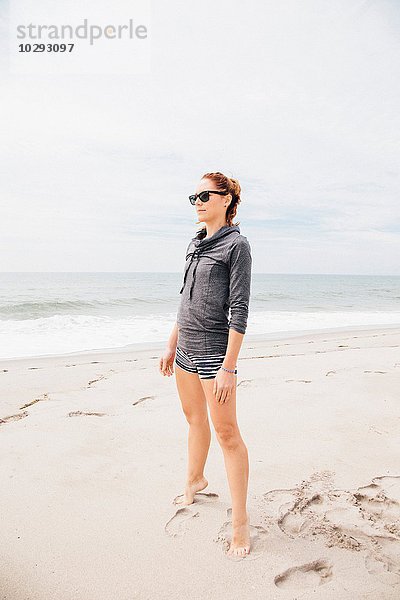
[20,393,49,409]
[87,374,106,387]
[132,395,155,406]
[263,487,298,518]
[274,558,333,590]
[237,379,252,388]
[164,507,200,537]
[166,493,220,537]
[354,476,400,523]
[369,425,389,435]
[86,369,116,388]
[172,492,219,506]
[261,472,400,584]
[68,410,107,417]
[0,410,29,425]
[365,536,400,585]
[213,508,270,561]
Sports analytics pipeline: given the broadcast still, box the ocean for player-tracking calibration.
[1,272,399,360]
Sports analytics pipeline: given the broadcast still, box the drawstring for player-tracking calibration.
[188,259,199,299]
[179,248,225,300]
[179,249,198,296]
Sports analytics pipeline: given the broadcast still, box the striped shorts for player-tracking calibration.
[175,345,237,379]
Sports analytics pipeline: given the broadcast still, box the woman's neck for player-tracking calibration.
[205,221,229,239]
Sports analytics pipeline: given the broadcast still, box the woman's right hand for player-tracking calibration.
[159,346,176,377]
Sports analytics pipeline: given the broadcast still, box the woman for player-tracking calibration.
[159,171,252,558]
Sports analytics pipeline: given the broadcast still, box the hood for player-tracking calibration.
[193,224,240,247]
[179,225,240,299]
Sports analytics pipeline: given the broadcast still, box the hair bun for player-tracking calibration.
[228,177,241,203]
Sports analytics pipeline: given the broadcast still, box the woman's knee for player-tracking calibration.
[183,410,209,427]
[215,423,241,449]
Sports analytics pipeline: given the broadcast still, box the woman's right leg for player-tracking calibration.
[174,364,211,505]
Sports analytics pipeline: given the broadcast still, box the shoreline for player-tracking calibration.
[1,321,400,365]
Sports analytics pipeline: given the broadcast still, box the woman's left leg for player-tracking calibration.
[199,377,250,557]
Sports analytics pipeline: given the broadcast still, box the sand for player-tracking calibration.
[0,325,399,600]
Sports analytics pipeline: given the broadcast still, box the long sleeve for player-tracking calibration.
[227,237,252,334]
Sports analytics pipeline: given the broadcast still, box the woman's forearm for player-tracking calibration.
[222,328,244,370]
[167,321,179,351]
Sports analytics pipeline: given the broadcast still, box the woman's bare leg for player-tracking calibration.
[200,377,250,557]
[174,364,211,505]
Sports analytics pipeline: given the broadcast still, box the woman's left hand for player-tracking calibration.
[213,368,236,404]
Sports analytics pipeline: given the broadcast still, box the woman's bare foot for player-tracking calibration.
[173,476,208,506]
[227,513,251,557]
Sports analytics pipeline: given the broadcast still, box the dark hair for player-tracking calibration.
[195,171,241,240]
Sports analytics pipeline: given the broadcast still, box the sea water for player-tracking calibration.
[0,272,399,359]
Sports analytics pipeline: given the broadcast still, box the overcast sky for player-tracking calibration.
[1,0,399,274]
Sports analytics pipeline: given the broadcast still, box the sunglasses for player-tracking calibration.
[189,190,228,205]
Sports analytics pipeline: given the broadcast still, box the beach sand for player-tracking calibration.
[1,326,399,600]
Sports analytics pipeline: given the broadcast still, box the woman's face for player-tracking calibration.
[194,178,230,223]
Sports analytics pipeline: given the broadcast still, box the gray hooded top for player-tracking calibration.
[176,224,252,354]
